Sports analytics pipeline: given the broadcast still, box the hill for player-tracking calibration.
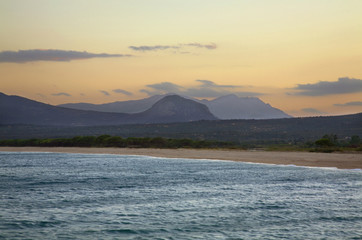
[1,112,361,145]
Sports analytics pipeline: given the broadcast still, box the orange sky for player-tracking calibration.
[1,0,362,117]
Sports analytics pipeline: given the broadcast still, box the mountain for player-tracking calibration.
[199,94,291,119]
[0,93,217,126]
[59,94,291,119]
[58,94,165,113]
[128,95,217,123]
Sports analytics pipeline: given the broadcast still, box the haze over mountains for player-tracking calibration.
[59,94,291,120]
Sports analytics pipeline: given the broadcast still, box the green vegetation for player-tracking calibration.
[1,134,361,153]
[0,135,237,149]
[309,134,362,153]
[265,134,362,153]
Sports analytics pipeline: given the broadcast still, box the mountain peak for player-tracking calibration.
[133,95,217,123]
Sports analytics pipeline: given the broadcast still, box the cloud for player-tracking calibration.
[334,101,362,107]
[184,88,261,98]
[196,79,237,88]
[0,49,132,63]
[99,90,110,96]
[146,82,184,94]
[112,89,133,96]
[292,77,362,96]
[142,80,262,98]
[302,108,326,114]
[182,43,217,49]
[139,89,155,96]
[52,92,71,97]
[129,42,217,52]
[129,45,180,52]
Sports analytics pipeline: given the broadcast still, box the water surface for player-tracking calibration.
[0,152,361,239]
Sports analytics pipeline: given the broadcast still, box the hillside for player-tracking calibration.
[1,112,361,145]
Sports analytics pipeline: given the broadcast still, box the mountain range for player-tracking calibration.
[0,93,216,126]
[59,94,291,120]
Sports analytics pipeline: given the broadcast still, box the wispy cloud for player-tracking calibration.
[52,92,71,97]
[129,45,180,52]
[196,79,237,88]
[334,101,362,107]
[112,89,133,96]
[292,77,362,96]
[141,80,262,98]
[99,90,110,96]
[146,82,184,93]
[182,43,217,50]
[0,49,132,63]
[129,42,217,52]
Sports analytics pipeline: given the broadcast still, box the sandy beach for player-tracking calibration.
[1,146,361,169]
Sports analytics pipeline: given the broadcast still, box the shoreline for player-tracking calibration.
[0,147,361,170]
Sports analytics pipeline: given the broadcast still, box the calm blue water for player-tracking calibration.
[0,152,361,239]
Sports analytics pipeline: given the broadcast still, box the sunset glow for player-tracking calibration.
[1,0,362,116]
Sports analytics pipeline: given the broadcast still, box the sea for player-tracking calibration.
[0,152,361,240]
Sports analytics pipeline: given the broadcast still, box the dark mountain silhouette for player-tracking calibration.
[128,95,217,123]
[58,93,291,119]
[0,93,217,126]
[58,94,165,113]
[198,94,291,119]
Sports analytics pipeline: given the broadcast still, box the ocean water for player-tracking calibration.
[0,152,361,240]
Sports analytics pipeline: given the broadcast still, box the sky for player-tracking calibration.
[1,0,362,117]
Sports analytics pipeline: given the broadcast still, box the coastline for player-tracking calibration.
[0,147,361,169]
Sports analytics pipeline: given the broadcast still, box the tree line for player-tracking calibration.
[1,134,360,152]
[0,135,237,149]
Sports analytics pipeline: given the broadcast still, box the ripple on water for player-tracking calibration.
[0,152,361,239]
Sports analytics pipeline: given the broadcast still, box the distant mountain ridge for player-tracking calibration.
[0,92,216,126]
[58,94,291,119]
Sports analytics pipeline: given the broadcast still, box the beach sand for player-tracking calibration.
[0,147,361,169]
